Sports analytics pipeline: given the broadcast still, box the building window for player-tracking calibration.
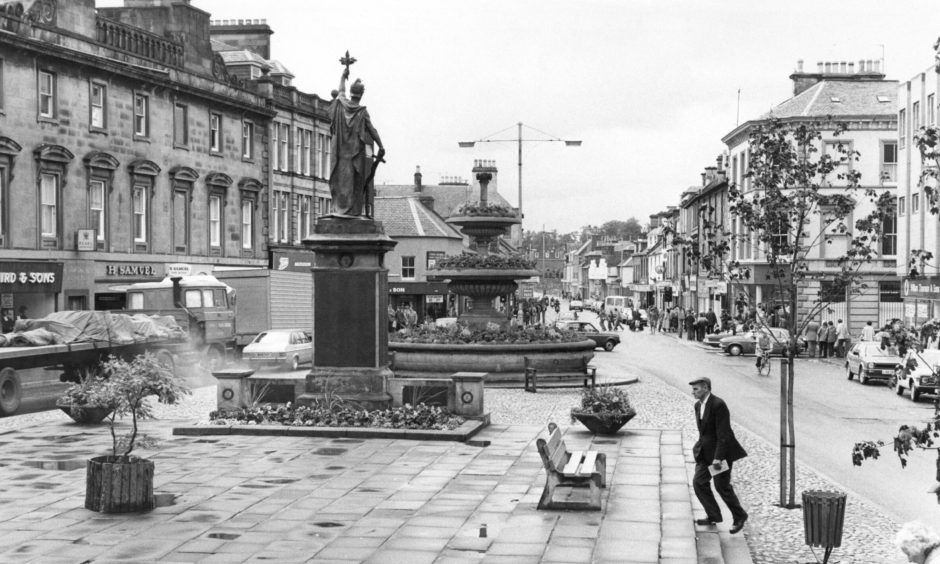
[294,128,301,173]
[880,141,897,184]
[272,191,289,242]
[242,121,254,159]
[913,101,921,131]
[39,173,57,237]
[882,199,897,256]
[241,199,253,250]
[90,82,106,130]
[169,189,187,253]
[929,94,936,125]
[0,59,5,111]
[133,185,147,243]
[402,256,415,279]
[272,123,279,170]
[89,179,105,242]
[899,196,906,217]
[427,251,445,270]
[879,281,903,303]
[823,141,852,184]
[209,194,222,247]
[299,195,311,240]
[318,132,330,180]
[210,112,222,153]
[913,193,920,214]
[900,109,907,149]
[819,280,847,303]
[279,124,289,171]
[134,93,149,137]
[38,70,55,119]
[173,103,188,146]
[302,129,312,175]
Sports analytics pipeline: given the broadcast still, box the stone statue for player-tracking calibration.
[328,55,385,218]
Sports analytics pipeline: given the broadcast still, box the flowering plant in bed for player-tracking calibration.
[433,252,536,271]
[210,401,465,430]
[390,321,583,345]
[454,202,517,217]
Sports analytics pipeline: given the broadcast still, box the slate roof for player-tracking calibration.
[375,183,513,219]
[373,196,463,239]
[761,79,897,119]
[217,49,269,66]
[268,60,294,78]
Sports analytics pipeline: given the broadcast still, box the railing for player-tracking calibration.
[95,16,183,69]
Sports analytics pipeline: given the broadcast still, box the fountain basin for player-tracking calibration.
[389,339,596,383]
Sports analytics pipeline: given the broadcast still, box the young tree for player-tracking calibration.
[672,118,893,507]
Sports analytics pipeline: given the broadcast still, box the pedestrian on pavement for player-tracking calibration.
[649,305,659,334]
[705,308,717,334]
[685,310,696,341]
[689,377,748,535]
[671,308,679,333]
[861,321,875,342]
[895,520,940,563]
[824,320,838,358]
[598,305,608,330]
[695,312,708,341]
[803,317,820,358]
[835,319,850,358]
[609,308,621,331]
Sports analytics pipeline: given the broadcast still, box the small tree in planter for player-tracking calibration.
[84,352,189,513]
[570,384,636,435]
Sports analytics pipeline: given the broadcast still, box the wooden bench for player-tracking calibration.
[523,356,596,393]
[535,422,606,510]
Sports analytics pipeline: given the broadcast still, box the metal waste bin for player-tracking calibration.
[802,490,846,563]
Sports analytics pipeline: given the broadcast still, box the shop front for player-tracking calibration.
[903,277,940,327]
[388,281,451,324]
[0,261,63,320]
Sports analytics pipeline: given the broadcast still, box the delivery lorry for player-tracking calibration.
[212,269,312,349]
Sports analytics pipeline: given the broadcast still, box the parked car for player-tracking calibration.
[719,328,791,356]
[845,341,902,385]
[569,299,584,312]
[704,330,735,348]
[242,329,312,371]
[554,321,621,351]
[892,349,940,402]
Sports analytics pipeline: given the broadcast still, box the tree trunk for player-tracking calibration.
[85,456,154,513]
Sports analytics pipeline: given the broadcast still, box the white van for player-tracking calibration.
[604,296,634,320]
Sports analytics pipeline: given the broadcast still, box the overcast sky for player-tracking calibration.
[103,0,940,234]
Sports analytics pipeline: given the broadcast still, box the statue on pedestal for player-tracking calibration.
[328,51,385,218]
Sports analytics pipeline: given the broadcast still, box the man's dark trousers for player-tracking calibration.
[693,460,746,523]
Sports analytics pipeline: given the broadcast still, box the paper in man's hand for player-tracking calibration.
[708,460,730,477]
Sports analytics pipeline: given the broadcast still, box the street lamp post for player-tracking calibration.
[458,122,581,220]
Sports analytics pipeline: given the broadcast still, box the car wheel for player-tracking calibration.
[846,363,853,380]
[859,370,869,385]
[910,382,920,402]
[728,344,743,357]
[0,367,22,416]
[290,355,300,371]
[604,340,616,352]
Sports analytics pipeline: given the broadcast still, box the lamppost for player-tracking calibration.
[458,122,581,221]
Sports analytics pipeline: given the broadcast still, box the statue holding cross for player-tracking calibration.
[327,51,385,218]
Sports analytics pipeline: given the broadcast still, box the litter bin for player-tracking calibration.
[802,490,846,563]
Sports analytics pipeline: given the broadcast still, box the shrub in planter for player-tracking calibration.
[57,373,114,424]
[433,252,536,271]
[84,353,189,513]
[210,400,465,430]
[454,202,516,217]
[390,321,582,345]
[570,384,636,435]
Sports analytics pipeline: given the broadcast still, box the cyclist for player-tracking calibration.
[756,328,772,375]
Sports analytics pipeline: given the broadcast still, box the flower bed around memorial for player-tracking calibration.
[390,322,582,345]
[209,402,465,430]
[434,252,535,270]
[454,202,516,217]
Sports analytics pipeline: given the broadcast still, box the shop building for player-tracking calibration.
[0,0,274,313]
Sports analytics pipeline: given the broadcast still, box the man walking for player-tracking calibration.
[835,319,850,358]
[803,317,820,358]
[689,377,748,534]
[860,321,875,342]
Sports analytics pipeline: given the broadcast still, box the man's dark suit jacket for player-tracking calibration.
[693,393,747,464]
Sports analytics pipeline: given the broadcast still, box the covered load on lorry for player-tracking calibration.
[0,311,188,417]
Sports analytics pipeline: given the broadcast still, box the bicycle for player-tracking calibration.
[756,348,771,377]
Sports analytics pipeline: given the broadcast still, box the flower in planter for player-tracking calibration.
[455,202,516,217]
[433,252,536,271]
[571,384,636,426]
[389,321,582,345]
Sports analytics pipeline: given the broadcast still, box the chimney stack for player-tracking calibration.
[414,165,423,193]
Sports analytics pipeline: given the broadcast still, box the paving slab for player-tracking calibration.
[0,418,713,562]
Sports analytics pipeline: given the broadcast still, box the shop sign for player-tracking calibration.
[166,263,192,277]
[76,229,96,251]
[522,288,534,298]
[389,286,407,294]
[104,263,159,277]
[271,250,314,273]
[1,294,11,308]
[0,262,63,293]
[904,277,940,299]
[426,295,444,304]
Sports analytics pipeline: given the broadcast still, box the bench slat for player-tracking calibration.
[550,442,568,470]
[579,451,598,476]
[546,427,562,454]
[562,450,584,475]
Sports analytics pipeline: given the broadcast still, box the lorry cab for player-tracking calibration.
[125,275,235,363]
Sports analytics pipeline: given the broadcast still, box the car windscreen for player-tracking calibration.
[859,343,898,357]
[252,332,290,345]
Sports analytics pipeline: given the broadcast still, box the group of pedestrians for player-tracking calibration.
[597,304,625,331]
[801,318,850,359]
[656,307,728,342]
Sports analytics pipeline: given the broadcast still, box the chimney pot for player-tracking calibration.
[840,61,847,73]
[824,62,831,73]
[848,62,855,73]
[867,59,874,72]
[858,59,865,72]
[875,59,882,73]
[817,62,824,72]
[797,59,804,72]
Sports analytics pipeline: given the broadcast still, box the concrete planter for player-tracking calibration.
[389,339,595,382]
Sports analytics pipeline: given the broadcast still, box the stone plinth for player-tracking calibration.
[212,367,255,410]
[296,217,397,410]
